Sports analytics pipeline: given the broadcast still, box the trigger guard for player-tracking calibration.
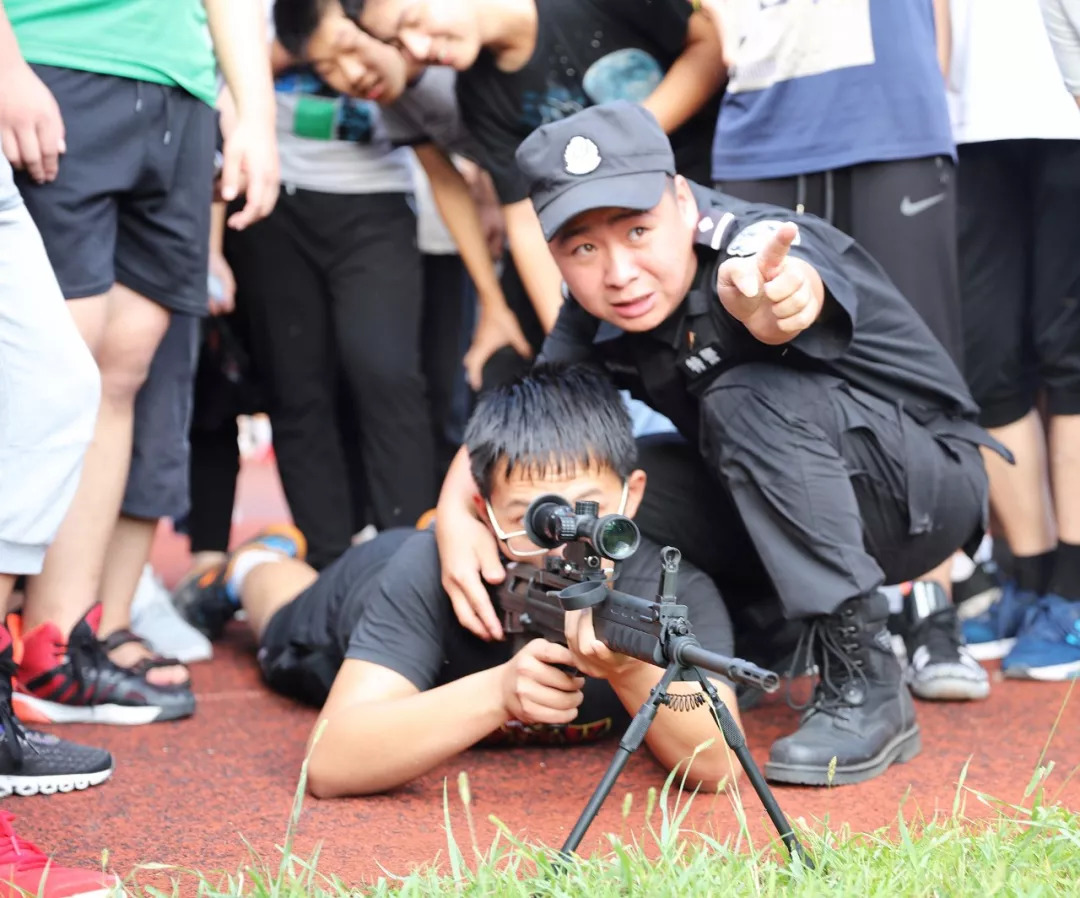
[556,580,607,611]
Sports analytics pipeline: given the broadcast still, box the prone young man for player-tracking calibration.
[176,363,742,798]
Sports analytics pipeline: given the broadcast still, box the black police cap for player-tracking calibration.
[514,101,677,241]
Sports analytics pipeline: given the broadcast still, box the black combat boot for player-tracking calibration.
[765,592,920,786]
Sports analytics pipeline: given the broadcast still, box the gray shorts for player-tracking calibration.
[122,313,200,521]
[15,65,215,315]
[0,158,101,574]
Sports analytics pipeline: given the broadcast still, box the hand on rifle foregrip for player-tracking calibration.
[501,639,585,726]
[564,608,640,680]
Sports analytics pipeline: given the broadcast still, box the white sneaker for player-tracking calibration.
[130,566,214,664]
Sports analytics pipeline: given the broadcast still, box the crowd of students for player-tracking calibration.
[0,0,1078,893]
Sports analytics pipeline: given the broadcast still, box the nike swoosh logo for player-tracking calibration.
[900,193,946,216]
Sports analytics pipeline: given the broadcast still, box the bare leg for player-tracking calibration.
[984,410,1057,556]
[238,559,318,642]
[23,286,169,636]
[96,515,188,685]
[0,575,15,612]
[1049,415,1080,544]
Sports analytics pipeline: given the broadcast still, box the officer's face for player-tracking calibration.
[359,0,483,71]
[550,178,700,333]
[481,463,647,568]
[306,3,409,102]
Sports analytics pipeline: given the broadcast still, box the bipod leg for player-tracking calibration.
[558,660,682,859]
[693,667,814,869]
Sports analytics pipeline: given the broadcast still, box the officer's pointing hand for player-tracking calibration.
[716,222,825,345]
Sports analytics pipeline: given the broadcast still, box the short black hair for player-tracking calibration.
[273,0,328,57]
[274,0,371,57]
[464,363,638,499]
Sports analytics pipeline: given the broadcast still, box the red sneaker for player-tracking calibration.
[0,811,120,897]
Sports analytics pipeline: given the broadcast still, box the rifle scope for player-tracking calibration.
[523,494,641,562]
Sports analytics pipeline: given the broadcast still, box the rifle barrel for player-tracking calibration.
[675,642,780,692]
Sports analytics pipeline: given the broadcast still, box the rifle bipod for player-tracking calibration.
[557,657,814,869]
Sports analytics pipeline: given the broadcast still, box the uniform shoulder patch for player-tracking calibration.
[726,219,801,257]
[695,210,735,251]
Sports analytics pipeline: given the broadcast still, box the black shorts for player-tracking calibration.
[957,139,1080,427]
[257,528,418,707]
[15,65,215,315]
[121,313,200,520]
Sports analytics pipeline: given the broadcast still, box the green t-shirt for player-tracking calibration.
[6,0,218,106]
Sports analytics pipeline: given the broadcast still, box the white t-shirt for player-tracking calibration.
[948,0,1080,143]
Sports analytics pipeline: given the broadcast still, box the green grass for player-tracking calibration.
[120,688,1079,898]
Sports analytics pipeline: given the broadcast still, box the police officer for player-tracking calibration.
[431,101,1008,787]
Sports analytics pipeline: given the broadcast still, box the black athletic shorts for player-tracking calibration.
[957,139,1080,426]
[15,65,215,315]
[257,528,418,707]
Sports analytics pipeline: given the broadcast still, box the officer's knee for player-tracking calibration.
[701,364,799,441]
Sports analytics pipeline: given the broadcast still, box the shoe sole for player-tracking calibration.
[0,765,114,796]
[12,692,195,726]
[1003,660,1080,682]
[764,725,922,786]
[966,637,1016,662]
[910,675,990,701]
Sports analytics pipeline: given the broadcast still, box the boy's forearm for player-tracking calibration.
[641,11,727,133]
[504,200,564,333]
[608,660,738,789]
[414,143,506,307]
[307,667,510,798]
[210,201,226,254]
[204,0,275,120]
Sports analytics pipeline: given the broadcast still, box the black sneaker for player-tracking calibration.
[0,628,113,795]
[14,606,195,726]
[765,592,921,786]
[892,581,990,702]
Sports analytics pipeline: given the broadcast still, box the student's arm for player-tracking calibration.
[413,143,532,387]
[932,0,950,80]
[503,199,566,334]
[640,10,727,133]
[204,0,280,229]
[1042,0,1080,102]
[208,201,236,316]
[0,0,64,182]
[306,640,584,798]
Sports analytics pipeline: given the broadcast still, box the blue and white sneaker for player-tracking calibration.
[962,582,1038,661]
[1001,596,1080,681]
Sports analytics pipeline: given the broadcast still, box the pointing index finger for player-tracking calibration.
[756,221,799,282]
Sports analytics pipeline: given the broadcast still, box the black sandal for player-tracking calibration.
[100,629,190,684]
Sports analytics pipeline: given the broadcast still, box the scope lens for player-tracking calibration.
[597,516,639,560]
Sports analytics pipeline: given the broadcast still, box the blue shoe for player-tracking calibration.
[1001,596,1080,681]
[962,582,1038,661]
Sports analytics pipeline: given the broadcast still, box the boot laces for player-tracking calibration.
[786,610,869,720]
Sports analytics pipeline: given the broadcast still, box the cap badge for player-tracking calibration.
[564,136,601,176]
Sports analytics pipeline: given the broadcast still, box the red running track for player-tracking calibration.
[16,459,1080,892]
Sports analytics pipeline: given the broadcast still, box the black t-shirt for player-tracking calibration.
[456,0,719,203]
[540,181,985,447]
[338,528,733,745]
